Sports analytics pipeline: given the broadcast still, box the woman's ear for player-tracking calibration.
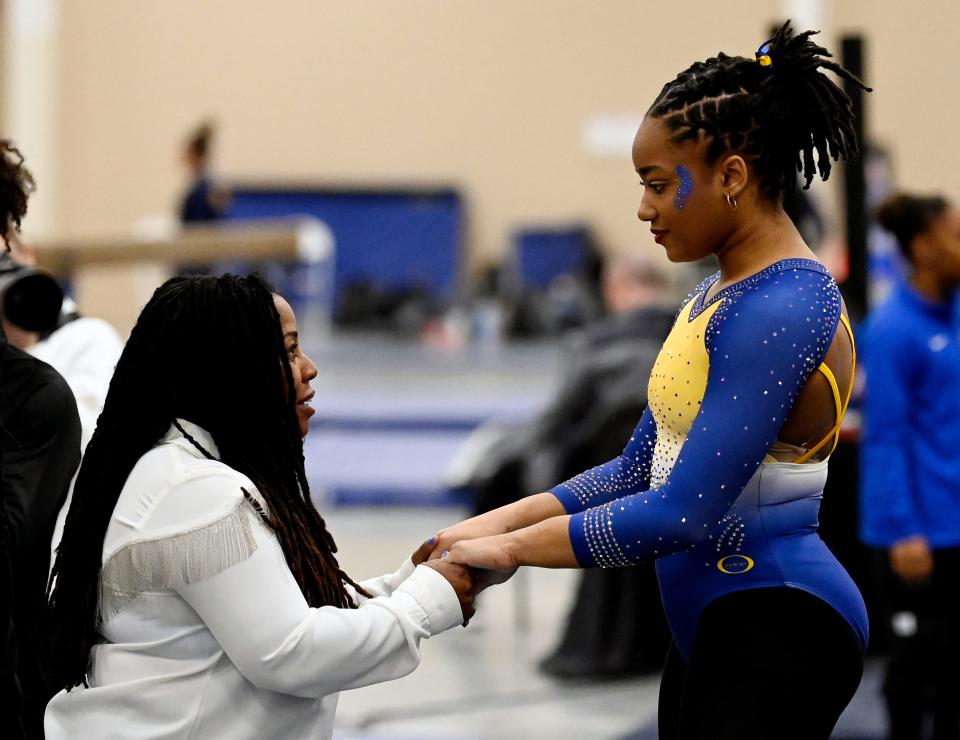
[719,154,749,198]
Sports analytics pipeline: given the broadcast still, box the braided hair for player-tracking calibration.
[648,21,871,201]
[0,140,35,250]
[47,274,369,690]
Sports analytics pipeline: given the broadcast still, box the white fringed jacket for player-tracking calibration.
[45,420,462,739]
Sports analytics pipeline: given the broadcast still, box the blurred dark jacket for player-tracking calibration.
[179,176,225,223]
[470,304,675,515]
[0,332,81,738]
[0,326,26,740]
[461,303,676,679]
[530,304,675,490]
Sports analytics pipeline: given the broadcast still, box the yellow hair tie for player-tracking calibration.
[755,41,773,67]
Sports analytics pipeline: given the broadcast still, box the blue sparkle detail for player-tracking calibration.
[675,165,693,209]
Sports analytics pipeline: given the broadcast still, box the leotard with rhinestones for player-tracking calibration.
[551,258,868,658]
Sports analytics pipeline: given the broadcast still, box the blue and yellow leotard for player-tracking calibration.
[551,258,868,659]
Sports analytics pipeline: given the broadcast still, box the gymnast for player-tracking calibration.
[429,22,871,739]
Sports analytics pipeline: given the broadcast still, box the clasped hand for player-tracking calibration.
[408,517,520,626]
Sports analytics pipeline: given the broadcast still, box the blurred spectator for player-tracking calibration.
[865,145,908,307]
[27,296,122,451]
[338,281,438,334]
[504,229,605,338]
[0,254,63,350]
[859,192,960,740]
[179,121,230,224]
[0,140,81,739]
[0,252,124,569]
[0,325,25,740]
[450,254,676,514]
[447,253,677,677]
[29,295,122,568]
[523,254,676,501]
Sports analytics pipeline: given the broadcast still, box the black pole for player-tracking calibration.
[841,35,868,322]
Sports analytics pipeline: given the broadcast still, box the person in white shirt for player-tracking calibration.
[29,299,124,451]
[45,273,476,740]
[31,301,125,571]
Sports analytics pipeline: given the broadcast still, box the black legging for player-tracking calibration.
[658,587,864,740]
[880,547,960,740]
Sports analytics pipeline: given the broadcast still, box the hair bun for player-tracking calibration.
[876,194,915,234]
[751,21,871,187]
[877,192,949,253]
[187,121,215,158]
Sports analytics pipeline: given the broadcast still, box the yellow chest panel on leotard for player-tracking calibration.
[647,297,723,487]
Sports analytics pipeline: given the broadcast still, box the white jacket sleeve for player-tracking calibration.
[175,511,463,699]
[352,558,418,602]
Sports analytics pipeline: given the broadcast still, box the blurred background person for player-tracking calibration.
[860,192,960,740]
[25,296,123,452]
[533,254,678,678]
[456,254,676,516]
[0,254,63,353]
[32,293,124,569]
[0,254,122,452]
[0,236,125,571]
[448,253,678,677]
[179,121,230,225]
[864,145,907,307]
[0,140,81,739]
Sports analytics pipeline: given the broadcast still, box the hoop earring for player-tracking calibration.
[725,193,738,210]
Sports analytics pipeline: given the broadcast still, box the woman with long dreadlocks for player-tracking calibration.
[45,274,476,739]
[427,23,871,738]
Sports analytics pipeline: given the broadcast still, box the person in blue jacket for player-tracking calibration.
[179,122,230,224]
[422,22,871,740]
[860,192,960,740]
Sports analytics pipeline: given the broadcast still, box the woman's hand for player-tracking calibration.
[890,534,933,586]
[419,560,478,625]
[412,494,569,563]
[410,538,434,566]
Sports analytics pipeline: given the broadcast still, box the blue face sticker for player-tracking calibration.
[674,165,693,209]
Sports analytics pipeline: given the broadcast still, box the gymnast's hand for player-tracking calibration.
[444,535,519,580]
[419,559,479,625]
[413,515,509,563]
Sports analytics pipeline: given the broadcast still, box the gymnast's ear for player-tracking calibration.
[718,154,749,199]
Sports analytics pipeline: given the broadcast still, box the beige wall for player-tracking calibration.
[54,0,783,270]
[835,0,960,204]
[47,1,960,272]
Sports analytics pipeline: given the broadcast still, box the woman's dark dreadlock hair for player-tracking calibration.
[0,140,35,250]
[876,192,950,261]
[47,274,369,690]
[648,21,871,201]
